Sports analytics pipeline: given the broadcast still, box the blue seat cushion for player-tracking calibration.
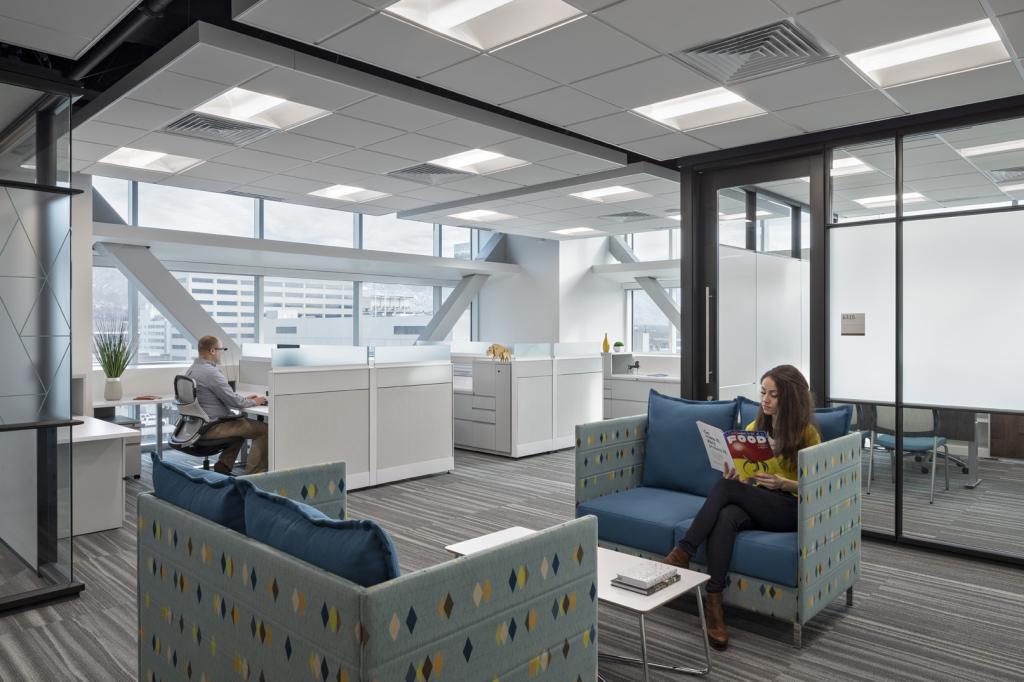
[237,481,400,587]
[673,518,798,587]
[736,396,759,427]
[642,391,738,497]
[577,487,706,556]
[815,405,853,442]
[875,433,946,452]
[150,452,245,533]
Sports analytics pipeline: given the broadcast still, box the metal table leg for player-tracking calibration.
[965,439,982,489]
[599,586,712,679]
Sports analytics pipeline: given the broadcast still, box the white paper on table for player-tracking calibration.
[696,420,735,473]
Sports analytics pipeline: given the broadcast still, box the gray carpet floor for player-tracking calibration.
[0,448,1022,681]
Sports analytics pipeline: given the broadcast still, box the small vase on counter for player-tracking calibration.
[104,376,123,401]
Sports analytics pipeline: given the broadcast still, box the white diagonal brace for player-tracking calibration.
[635,276,681,332]
[475,231,507,262]
[418,274,489,343]
[608,235,639,264]
[94,242,241,355]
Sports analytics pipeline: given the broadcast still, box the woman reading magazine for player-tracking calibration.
[663,364,820,650]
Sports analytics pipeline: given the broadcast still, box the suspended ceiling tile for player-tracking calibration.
[71,140,117,162]
[180,161,272,185]
[771,0,834,11]
[128,71,229,111]
[168,44,273,87]
[991,0,1024,15]
[339,96,454,132]
[358,175,426,194]
[93,99,183,131]
[924,184,1006,202]
[244,132,354,162]
[443,176,523,194]
[233,185,296,201]
[130,131,237,160]
[283,163,372,184]
[595,0,786,53]
[495,17,657,85]
[688,115,802,147]
[213,148,309,174]
[158,176,244,194]
[619,132,718,160]
[504,87,620,126]
[241,67,372,112]
[568,112,673,144]
[539,154,623,174]
[572,57,716,110]
[360,196,434,211]
[319,13,478,78]
[72,120,147,147]
[731,59,873,111]
[907,173,996,192]
[249,174,329,194]
[488,137,572,162]
[564,0,625,9]
[488,164,575,186]
[417,119,519,148]
[0,0,137,59]
[886,63,1024,115]
[774,90,906,131]
[422,55,559,104]
[795,0,987,54]
[365,133,468,162]
[321,148,417,174]
[402,186,476,203]
[290,113,405,147]
[994,11,1024,59]
[903,159,979,181]
[234,0,373,45]
[82,163,169,184]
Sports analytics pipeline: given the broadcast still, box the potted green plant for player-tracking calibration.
[612,341,625,353]
[94,317,137,401]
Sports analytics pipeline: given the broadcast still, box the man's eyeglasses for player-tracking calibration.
[214,347,229,351]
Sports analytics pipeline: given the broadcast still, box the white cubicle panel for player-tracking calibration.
[375,363,454,484]
[272,345,369,368]
[513,360,554,456]
[554,356,604,448]
[269,367,372,488]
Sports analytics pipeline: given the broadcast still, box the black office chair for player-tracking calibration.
[168,375,245,471]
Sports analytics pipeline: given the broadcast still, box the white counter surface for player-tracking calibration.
[607,373,680,384]
[60,416,139,444]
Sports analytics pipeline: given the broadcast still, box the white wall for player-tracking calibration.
[92,363,237,402]
[479,236,560,344]
[558,237,624,344]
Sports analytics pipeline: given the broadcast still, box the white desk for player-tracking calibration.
[93,395,173,467]
[60,417,136,535]
[243,405,269,418]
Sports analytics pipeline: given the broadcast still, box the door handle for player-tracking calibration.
[705,286,713,386]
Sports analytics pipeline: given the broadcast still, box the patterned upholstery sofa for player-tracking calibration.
[575,412,861,647]
[139,462,599,681]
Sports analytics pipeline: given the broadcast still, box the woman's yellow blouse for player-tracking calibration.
[734,420,821,491]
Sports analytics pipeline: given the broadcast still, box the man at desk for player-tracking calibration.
[187,335,268,475]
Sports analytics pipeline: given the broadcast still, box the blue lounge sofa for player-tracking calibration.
[139,460,599,681]
[575,391,861,647]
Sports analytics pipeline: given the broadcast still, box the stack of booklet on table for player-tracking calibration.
[611,563,681,595]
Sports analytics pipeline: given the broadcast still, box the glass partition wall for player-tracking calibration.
[826,119,1024,561]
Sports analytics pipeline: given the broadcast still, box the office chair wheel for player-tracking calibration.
[962,467,969,474]
[914,455,922,462]
[921,466,929,473]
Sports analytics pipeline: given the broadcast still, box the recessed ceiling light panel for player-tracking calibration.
[831,156,872,177]
[386,0,581,51]
[719,210,771,220]
[999,182,1024,193]
[99,147,203,173]
[853,192,926,208]
[959,138,1024,157]
[552,227,600,235]
[309,185,390,203]
[196,87,329,129]
[429,149,529,174]
[570,185,653,203]
[449,209,515,222]
[633,87,765,131]
[847,19,1009,88]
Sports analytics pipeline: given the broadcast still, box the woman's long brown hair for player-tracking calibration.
[754,364,814,467]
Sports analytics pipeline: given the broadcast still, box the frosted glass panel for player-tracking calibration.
[514,343,552,358]
[718,247,756,395]
[904,212,1024,410]
[554,342,600,357]
[828,223,895,402]
[272,345,368,368]
[374,345,450,364]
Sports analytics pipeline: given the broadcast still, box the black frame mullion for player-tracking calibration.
[745,189,757,251]
[894,133,905,540]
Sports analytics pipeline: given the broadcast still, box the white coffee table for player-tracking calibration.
[597,547,712,681]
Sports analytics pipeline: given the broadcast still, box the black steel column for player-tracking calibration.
[790,204,801,260]
[745,189,757,251]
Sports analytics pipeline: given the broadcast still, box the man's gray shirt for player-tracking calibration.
[185,358,255,420]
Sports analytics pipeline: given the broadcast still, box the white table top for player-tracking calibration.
[59,416,139,444]
[93,394,174,408]
[597,547,708,612]
[243,405,269,417]
[445,526,536,555]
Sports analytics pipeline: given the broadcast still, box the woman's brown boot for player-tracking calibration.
[662,547,690,569]
[704,592,729,650]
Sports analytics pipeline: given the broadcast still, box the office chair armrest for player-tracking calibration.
[239,462,347,520]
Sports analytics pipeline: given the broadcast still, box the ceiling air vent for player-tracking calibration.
[988,167,1024,183]
[677,20,832,85]
[601,211,657,222]
[387,163,472,185]
[162,112,276,146]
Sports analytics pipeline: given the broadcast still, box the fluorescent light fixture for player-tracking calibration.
[551,227,601,236]
[449,209,515,222]
[196,87,329,129]
[999,182,1024,193]
[633,87,765,131]
[99,147,203,173]
[429,148,529,174]
[959,138,1024,157]
[667,214,681,221]
[309,185,390,203]
[847,19,1009,88]
[718,210,771,220]
[386,0,581,51]
[831,156,872,177]
[853,192,926,208]
[570,185,652,203]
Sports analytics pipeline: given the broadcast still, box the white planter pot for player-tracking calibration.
[104,377,123,401]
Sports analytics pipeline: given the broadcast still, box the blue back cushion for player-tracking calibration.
[815,405,853,441]
[736,395,760,427]
[641,390,738,496]
[150,452,246,533]
[237,481,400,587]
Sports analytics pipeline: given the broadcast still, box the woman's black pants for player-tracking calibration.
[677,478,797,593]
